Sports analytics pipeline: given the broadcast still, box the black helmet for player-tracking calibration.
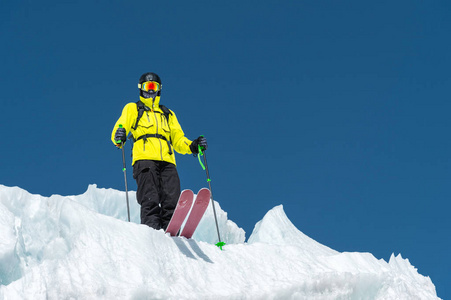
[139,72,162,98]
[139,72,161,85]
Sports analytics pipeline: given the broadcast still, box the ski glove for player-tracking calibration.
[190,136,208,154]
[114,127,127,145]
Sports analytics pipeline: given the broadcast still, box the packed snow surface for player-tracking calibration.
[0,184,439,299]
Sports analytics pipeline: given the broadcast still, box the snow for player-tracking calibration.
[0,184,440,299]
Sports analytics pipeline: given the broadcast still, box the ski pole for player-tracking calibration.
[198,142,225,250]
[116,125,131,222]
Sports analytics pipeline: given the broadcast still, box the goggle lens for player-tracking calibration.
[140,81,161,92]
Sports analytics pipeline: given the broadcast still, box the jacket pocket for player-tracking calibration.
[138,111,155,128]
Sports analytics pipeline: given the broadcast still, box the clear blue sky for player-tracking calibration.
[1,1,449,298]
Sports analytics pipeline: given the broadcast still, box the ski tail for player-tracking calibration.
[179,188,210,239]
[165,189,194,236]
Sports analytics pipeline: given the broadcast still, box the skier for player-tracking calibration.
[111,72,207,231]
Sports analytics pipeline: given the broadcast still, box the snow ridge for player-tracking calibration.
[0,184,440,299]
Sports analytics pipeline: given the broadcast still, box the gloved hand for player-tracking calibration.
[190,136,208,154]
[114,127,127,146]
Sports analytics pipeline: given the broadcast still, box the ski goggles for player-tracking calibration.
[138,81,161,92]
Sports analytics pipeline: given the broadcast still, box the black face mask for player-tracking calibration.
[140,90,158,99]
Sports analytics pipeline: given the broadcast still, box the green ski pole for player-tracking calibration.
[197,141,226,250]
[116,125,131,222]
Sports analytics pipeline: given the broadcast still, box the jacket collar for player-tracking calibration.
[140,95,160,110]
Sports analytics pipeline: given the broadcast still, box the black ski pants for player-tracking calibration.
[133,160,180,230]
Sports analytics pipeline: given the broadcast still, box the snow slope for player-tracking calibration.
[0,184,439,299]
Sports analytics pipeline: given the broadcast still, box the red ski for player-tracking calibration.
[180,188,211,239]
[165,189,194,236]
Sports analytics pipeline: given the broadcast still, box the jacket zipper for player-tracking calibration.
[153,110,163,160]
[143,111,151,151]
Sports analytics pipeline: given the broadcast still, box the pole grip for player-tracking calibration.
[115,124,125,145]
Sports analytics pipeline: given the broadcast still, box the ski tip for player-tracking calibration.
[197,187,211,196]
[181,189,194,195]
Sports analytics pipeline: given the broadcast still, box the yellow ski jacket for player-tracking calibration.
[111,96,193,165]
